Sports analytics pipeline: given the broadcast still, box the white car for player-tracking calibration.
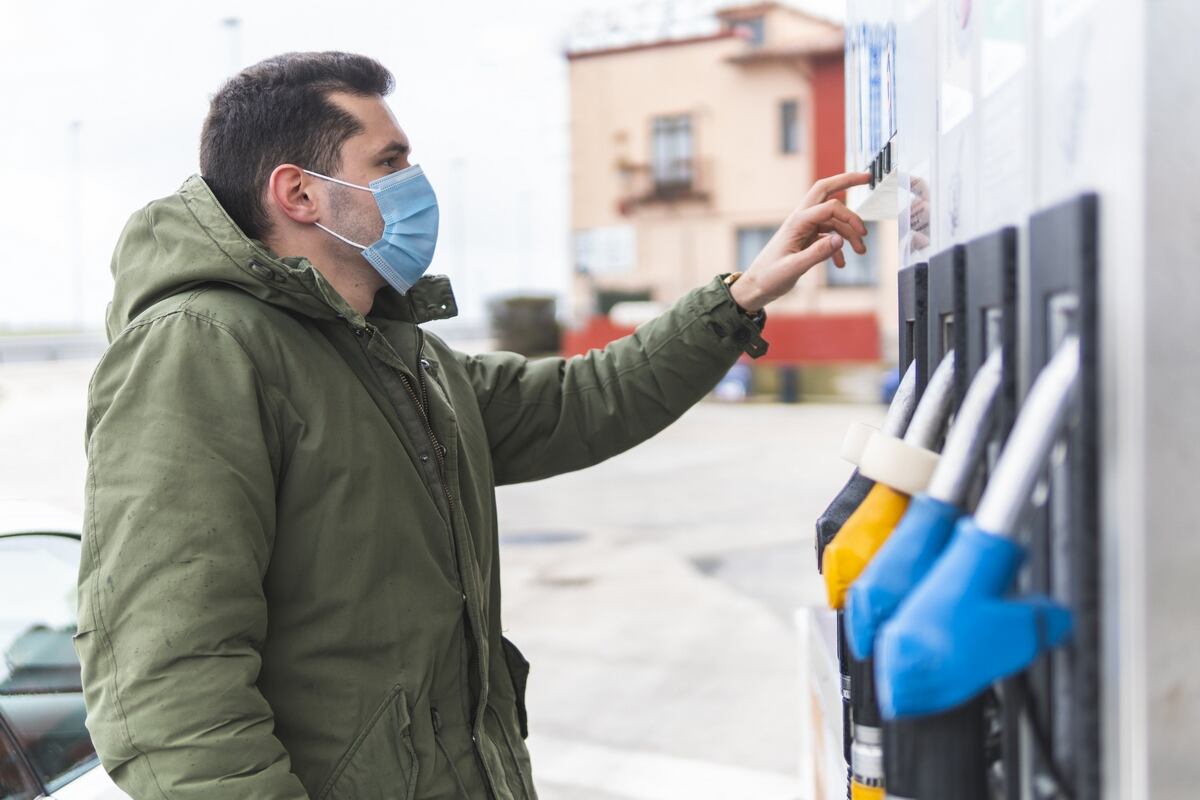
[0,500,128,799]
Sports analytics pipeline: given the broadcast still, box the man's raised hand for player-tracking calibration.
[729,171,872,313]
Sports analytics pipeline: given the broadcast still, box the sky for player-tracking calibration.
[0,0,844,331]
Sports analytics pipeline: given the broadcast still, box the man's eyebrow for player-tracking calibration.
[377,141,411,158]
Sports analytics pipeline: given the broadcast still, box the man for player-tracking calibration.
[77,51,868,800]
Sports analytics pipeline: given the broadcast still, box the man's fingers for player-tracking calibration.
[831,242,847,268]
[783,231,845,276]
[820,218,868,254]
[801,198,868,236]
[806,171,872,204]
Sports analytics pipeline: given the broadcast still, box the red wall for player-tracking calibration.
[756,313,879,363]
[811,54,846,185]
[562,313,880,364]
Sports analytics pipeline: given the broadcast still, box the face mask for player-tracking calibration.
[304,164,440,295]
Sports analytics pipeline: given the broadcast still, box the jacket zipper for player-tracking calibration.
[410,327,496,798]
[359,322,495,799]
[350,321,458,561]
[398,328,453,508]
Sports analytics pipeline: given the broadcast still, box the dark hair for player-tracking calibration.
[200,51,395,240]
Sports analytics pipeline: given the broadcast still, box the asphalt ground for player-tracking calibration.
[0,357,884,800]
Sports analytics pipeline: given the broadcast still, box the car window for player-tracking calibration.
[0,534,97,791]
[0,718,39,800]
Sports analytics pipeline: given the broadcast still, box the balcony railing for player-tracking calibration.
[615,157,712,213]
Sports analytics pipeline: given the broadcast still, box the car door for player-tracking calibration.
[0,532,127,800]
[0,708,42,800]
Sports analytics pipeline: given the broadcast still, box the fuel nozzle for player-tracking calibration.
[877,338,1079,720]
[846,347,1004,660]
[822,351,957,609]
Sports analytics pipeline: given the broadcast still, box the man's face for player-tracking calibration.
[314,92,413,257]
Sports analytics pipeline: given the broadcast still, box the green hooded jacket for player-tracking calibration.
[76,176,768,800]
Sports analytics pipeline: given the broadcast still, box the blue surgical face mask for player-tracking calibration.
[304,164,439,295]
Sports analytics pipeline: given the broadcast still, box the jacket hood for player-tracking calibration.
[106,175,457,339]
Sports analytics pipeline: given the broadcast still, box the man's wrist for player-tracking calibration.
[726,272,769,314]
[708,274,770,358]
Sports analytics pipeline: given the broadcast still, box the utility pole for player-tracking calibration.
[67,120,85,330]
[222,17,242,75]
[450,157,467,289]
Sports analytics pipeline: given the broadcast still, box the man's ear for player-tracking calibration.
[266,164,321,225]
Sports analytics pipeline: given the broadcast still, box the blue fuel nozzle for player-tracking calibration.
[845,493,962,660]
[874,518,1073,719]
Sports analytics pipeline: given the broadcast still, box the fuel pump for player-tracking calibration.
[875,338,1080,797]
[830,0,1163,789]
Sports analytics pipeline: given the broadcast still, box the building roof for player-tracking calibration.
[566,2,842,63]
[565,31,738,62]
[725,32,844,62]
[714,2,787,20]
[714,1,841,27]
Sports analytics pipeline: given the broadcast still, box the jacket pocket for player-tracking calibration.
[71,625,97,647]
[500,637,530,740]
[71,626,99,692]
[485,705,537,800]
[317,684,419,800]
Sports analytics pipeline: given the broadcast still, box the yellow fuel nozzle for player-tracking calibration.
[821,352,957,609]
[823,482,913,608]
[850,781,885,800]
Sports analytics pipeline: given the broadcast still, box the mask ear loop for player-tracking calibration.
[314,222,367,250]
[303,169,372,249]
[302,168,373,192]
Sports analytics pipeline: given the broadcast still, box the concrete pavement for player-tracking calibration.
[495,401,884,799]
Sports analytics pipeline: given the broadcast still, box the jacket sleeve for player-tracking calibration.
[454,276,768,485]
[76,309,309,799]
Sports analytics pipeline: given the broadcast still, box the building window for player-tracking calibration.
[827,223,879,287]
[734,16,766,46]
[736,225,777,271]
[780,99,803,154]
[651,115,694,195]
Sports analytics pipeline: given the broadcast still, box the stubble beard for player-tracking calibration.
[326,183,385,282]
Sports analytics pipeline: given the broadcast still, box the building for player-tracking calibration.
[564,1,899,396]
